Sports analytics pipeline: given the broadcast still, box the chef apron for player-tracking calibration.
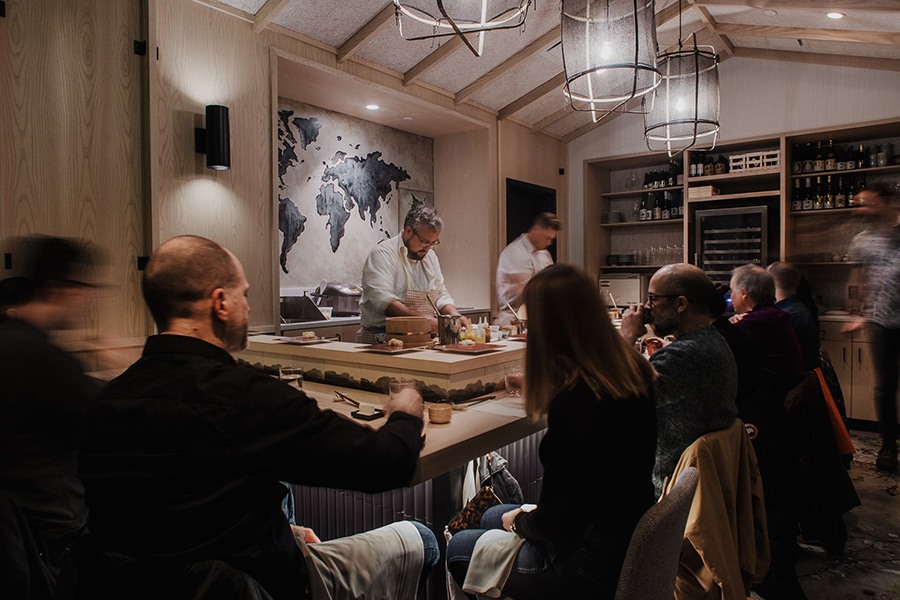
[356,287,440,344]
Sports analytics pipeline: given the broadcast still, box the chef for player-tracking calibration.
[358,205,468,343]
[495,212,560,325]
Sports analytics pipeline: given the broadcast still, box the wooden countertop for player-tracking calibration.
[299,381,544,485]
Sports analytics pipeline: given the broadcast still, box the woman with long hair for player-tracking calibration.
[445,264,657,599]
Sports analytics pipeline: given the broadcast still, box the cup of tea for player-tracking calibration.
[428,403,452,424]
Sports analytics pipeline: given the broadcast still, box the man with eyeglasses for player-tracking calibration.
[359,205,468,342]
[620,263,738,497]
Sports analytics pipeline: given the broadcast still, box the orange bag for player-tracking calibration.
[814,367,855,457]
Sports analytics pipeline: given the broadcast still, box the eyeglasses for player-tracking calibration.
[412,229,441,247]
[646,293,679,306]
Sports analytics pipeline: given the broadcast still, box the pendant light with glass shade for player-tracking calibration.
[561,0,660,123]
[393,0,532,57]
[643,0,719,156]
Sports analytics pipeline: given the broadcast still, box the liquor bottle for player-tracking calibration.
[835,145,847,171]
[802,142,814,173]
[834,176,847,208]
[825,140,836,171]
[791,179,802,211]
[790,145,802,175]
[675,159,684,185]
[814,176,824,210]
[802,177,814,211]
[856,143,866,169]
[868,145,878,169]
[847,176,859,206]
[652,193,662,220]
[824,175,835,209]
[674,190,683,217]
[813,141,825,172]
[703,154,713,177]
[661,192,671,220]
[639,194,649,221]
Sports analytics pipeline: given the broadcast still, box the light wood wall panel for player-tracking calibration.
[0,0,149,338]
[153,0,275,326]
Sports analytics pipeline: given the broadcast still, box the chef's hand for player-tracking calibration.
[386,387,425,422]
[502,507,523,533]
[620,305,647,345]
[290,525,321,544]
[842,317,865,333]
[429,317,439,334]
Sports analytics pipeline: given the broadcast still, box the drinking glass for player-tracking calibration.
[504,363,523,397]
[279,367,303,390]
[389,379,416,401]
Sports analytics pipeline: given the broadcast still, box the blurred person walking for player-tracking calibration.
[495,213,560,326]
[847,182,900,472]
[0,236,100,600]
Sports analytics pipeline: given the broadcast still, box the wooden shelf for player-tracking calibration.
[789,164,900,179]
[601,219,683,228]
[790,207,858,216]
[687,190,781,203]
[687,169,780,184]
[599,185,682,199]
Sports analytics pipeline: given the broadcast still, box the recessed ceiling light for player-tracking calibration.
[365,104,380,110]
[402,116,414,121]
[826,12,845,19]
[763,9,777,17]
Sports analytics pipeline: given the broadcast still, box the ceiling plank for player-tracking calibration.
[498,72,567,120]
[533,106,572,132]
[455,27,561,106]
[403,36,466,86]
[337,3,396,63]
[695,6,735,56]
[732,46,900,71]
[253,0,290,33]
[717,23,900,46]
[692,0,899,11]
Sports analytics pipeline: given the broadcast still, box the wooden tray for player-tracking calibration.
[279,336,339,345]
[357,344,424,354]
[434,343,504,354]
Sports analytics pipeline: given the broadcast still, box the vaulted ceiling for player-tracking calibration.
[209,0,900,142]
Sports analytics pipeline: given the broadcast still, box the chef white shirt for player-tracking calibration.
[360,233,454,329]
[496,234,553,309]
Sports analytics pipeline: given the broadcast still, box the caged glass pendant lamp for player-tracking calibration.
[393,0,532,57]
[643,1,719,156]
[561,0,660,123]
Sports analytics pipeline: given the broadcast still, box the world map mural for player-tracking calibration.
[277,99,433,290]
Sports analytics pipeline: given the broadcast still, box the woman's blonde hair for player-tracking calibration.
[522,264,655,417]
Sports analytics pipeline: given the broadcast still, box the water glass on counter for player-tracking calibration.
[278,367,303,389]
[504,363,523,397]
[389,379,416,401]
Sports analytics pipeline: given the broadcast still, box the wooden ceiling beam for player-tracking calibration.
[533,106,572,132]
[337,3,396,63]
[692,0,898,12]
[717,23,900,46]
[455,27,561,106]
[498,72,567,120]
[253,0,290,33]
[732,46,900,71]
[695,6,735,56]
[402,36,466,86]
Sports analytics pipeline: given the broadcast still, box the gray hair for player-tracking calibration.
[731,264,775,306]
[404,205,443,232]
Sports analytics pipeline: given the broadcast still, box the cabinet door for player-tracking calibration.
[849,342,878,421]
[821,338,853,413]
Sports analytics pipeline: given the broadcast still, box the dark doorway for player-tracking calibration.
[505,178,557,261]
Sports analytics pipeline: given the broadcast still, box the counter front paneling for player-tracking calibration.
[237,336,526,402]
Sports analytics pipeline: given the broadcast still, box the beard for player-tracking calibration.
[651,311,678,338]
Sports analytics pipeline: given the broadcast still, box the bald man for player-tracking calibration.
[79,235,436,600]
[620,264,738,496]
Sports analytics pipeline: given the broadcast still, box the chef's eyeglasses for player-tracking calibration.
[646,293,679,306]
[412,229,441,247]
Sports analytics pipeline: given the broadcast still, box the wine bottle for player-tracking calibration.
[791,145,802,175]
[802,177,814,211]
[661,191,671,220]
[814,176,824,210]
[825,140,836,171]
[824,175,835,209]
[834,176,846,208]
[791,179,802,211]
[653,193,662,220]
[802,142,814,173]
[856,144,866,169]
[813,141,825,172]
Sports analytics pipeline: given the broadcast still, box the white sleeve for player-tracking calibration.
[361,244,401,315]
[429,254,455,309]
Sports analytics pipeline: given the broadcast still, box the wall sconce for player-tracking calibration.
[194,105,231,171]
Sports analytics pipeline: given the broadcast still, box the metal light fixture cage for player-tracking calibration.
[644,35,720,156]
[394,1,532,57]
[561,0,660,122]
